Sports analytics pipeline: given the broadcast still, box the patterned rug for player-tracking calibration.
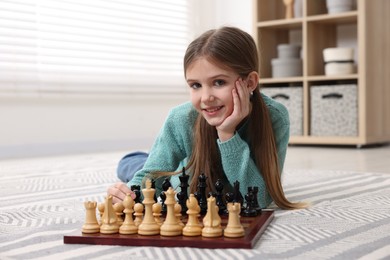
[0,152,389,260]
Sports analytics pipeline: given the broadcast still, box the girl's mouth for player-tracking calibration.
[203,106,222,112]
[202,106,223,115]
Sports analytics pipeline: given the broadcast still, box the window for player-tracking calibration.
[0,0,193,95]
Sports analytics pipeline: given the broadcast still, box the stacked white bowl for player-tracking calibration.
[271,44,302,77]
[323,47,355,76]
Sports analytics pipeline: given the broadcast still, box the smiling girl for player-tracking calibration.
[108,26,305,210]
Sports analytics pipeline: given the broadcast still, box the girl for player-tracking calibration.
[108,26,305,210]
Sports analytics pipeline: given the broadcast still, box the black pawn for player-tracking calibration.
[248,186,262,214]
[177,167,189,214]
[194,173,208,215]
[215,179,227,215]
[151,179,157,202]
[159,178,172,213]
[241,189,257,217]
[130,185,141,204]
[232,180,244,205]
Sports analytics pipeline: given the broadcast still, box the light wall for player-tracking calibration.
[0,1,253,159]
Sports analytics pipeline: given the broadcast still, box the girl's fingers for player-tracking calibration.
[107,182,136,203]
[235,78,250,113]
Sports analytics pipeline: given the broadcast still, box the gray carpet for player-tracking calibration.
[0,152,389,260]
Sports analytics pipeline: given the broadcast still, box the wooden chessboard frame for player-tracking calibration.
[63,210,274,249]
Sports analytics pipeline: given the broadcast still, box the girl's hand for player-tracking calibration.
[216,78,252,141]
[107,182,136,204]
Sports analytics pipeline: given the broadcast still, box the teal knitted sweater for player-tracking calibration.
[128,94,290,208]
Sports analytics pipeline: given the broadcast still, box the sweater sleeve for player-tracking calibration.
[218,96,290,208]
[128,103,194,189]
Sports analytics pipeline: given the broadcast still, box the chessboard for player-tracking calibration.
[63,210,274,249]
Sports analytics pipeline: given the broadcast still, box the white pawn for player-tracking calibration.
[152,203,163,226]
[82,201,100,234]
[174,203,184,227]
[133,203,144,227]
[119,193,138,235]
[224,202,245,238]
[97,202,105,225]
[183,194,202,237]
[113,202,124,226]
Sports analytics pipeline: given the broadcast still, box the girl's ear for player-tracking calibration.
[246,71,259,92]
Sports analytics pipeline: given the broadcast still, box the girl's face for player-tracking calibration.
[186,58,239,127]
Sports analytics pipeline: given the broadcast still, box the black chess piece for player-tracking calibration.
[241,189,258,217]
[215,179,227,215]
[130,185,141,204]
[159,178,172,213]
[232,180,244,205]
[151,179,157,202]
[194,173,208,215]
[248,186,262,214]
[177,167,189,214]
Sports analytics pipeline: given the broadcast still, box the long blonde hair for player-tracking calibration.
[183,27,305,209]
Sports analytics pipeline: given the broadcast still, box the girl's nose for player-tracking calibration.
[201,87,215,102]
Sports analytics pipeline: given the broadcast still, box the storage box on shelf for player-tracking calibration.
[261,86,303,136]
[253,0,390,146]
[310,84,357,136]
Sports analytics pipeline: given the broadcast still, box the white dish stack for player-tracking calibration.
[271,44,302,77]
[326,0,354,14]
[323,47,355,76]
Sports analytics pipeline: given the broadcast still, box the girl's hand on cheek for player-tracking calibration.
[216,78,251,141]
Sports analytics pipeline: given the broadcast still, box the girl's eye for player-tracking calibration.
[190,83,201,89]
[214,80,225,86]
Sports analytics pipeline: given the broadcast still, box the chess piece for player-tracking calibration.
[215,179,227,215]
[100,195,119,234]
[242,189,258,217]
[97,202,105,225]
[183,194,202,236]
[82,201,100,233]
[177,167,189,214]
[232,180,244,205]
[131,185,142,204]
[174,203,184,227]
[113,202,124,226]
[224,202,245,238]
[160,187,183,236]
[138,179,160,235]
[248,186,262,214]
[201,196,222,237]
[133,202,144,227]
[160,178,172,213]
[119,193,138,235]
[284,0,294,19]
[151,179,158,203]
[152,203,163,226]
[194,173,208,215]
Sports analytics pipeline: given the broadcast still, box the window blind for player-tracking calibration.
[0,0,192,95]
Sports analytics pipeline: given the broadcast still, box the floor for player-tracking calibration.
[284,143,390,173]
[0,143,389,175]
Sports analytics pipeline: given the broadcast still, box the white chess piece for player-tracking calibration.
[183,194,202,236]
[224,202,245,238]
[160,187,183,236]
[82,201,100,234]
[119,193,138,235]
[138,179,160,235]
[201,196,222,237]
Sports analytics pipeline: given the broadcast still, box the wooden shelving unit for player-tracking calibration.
[253,0,390,146]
